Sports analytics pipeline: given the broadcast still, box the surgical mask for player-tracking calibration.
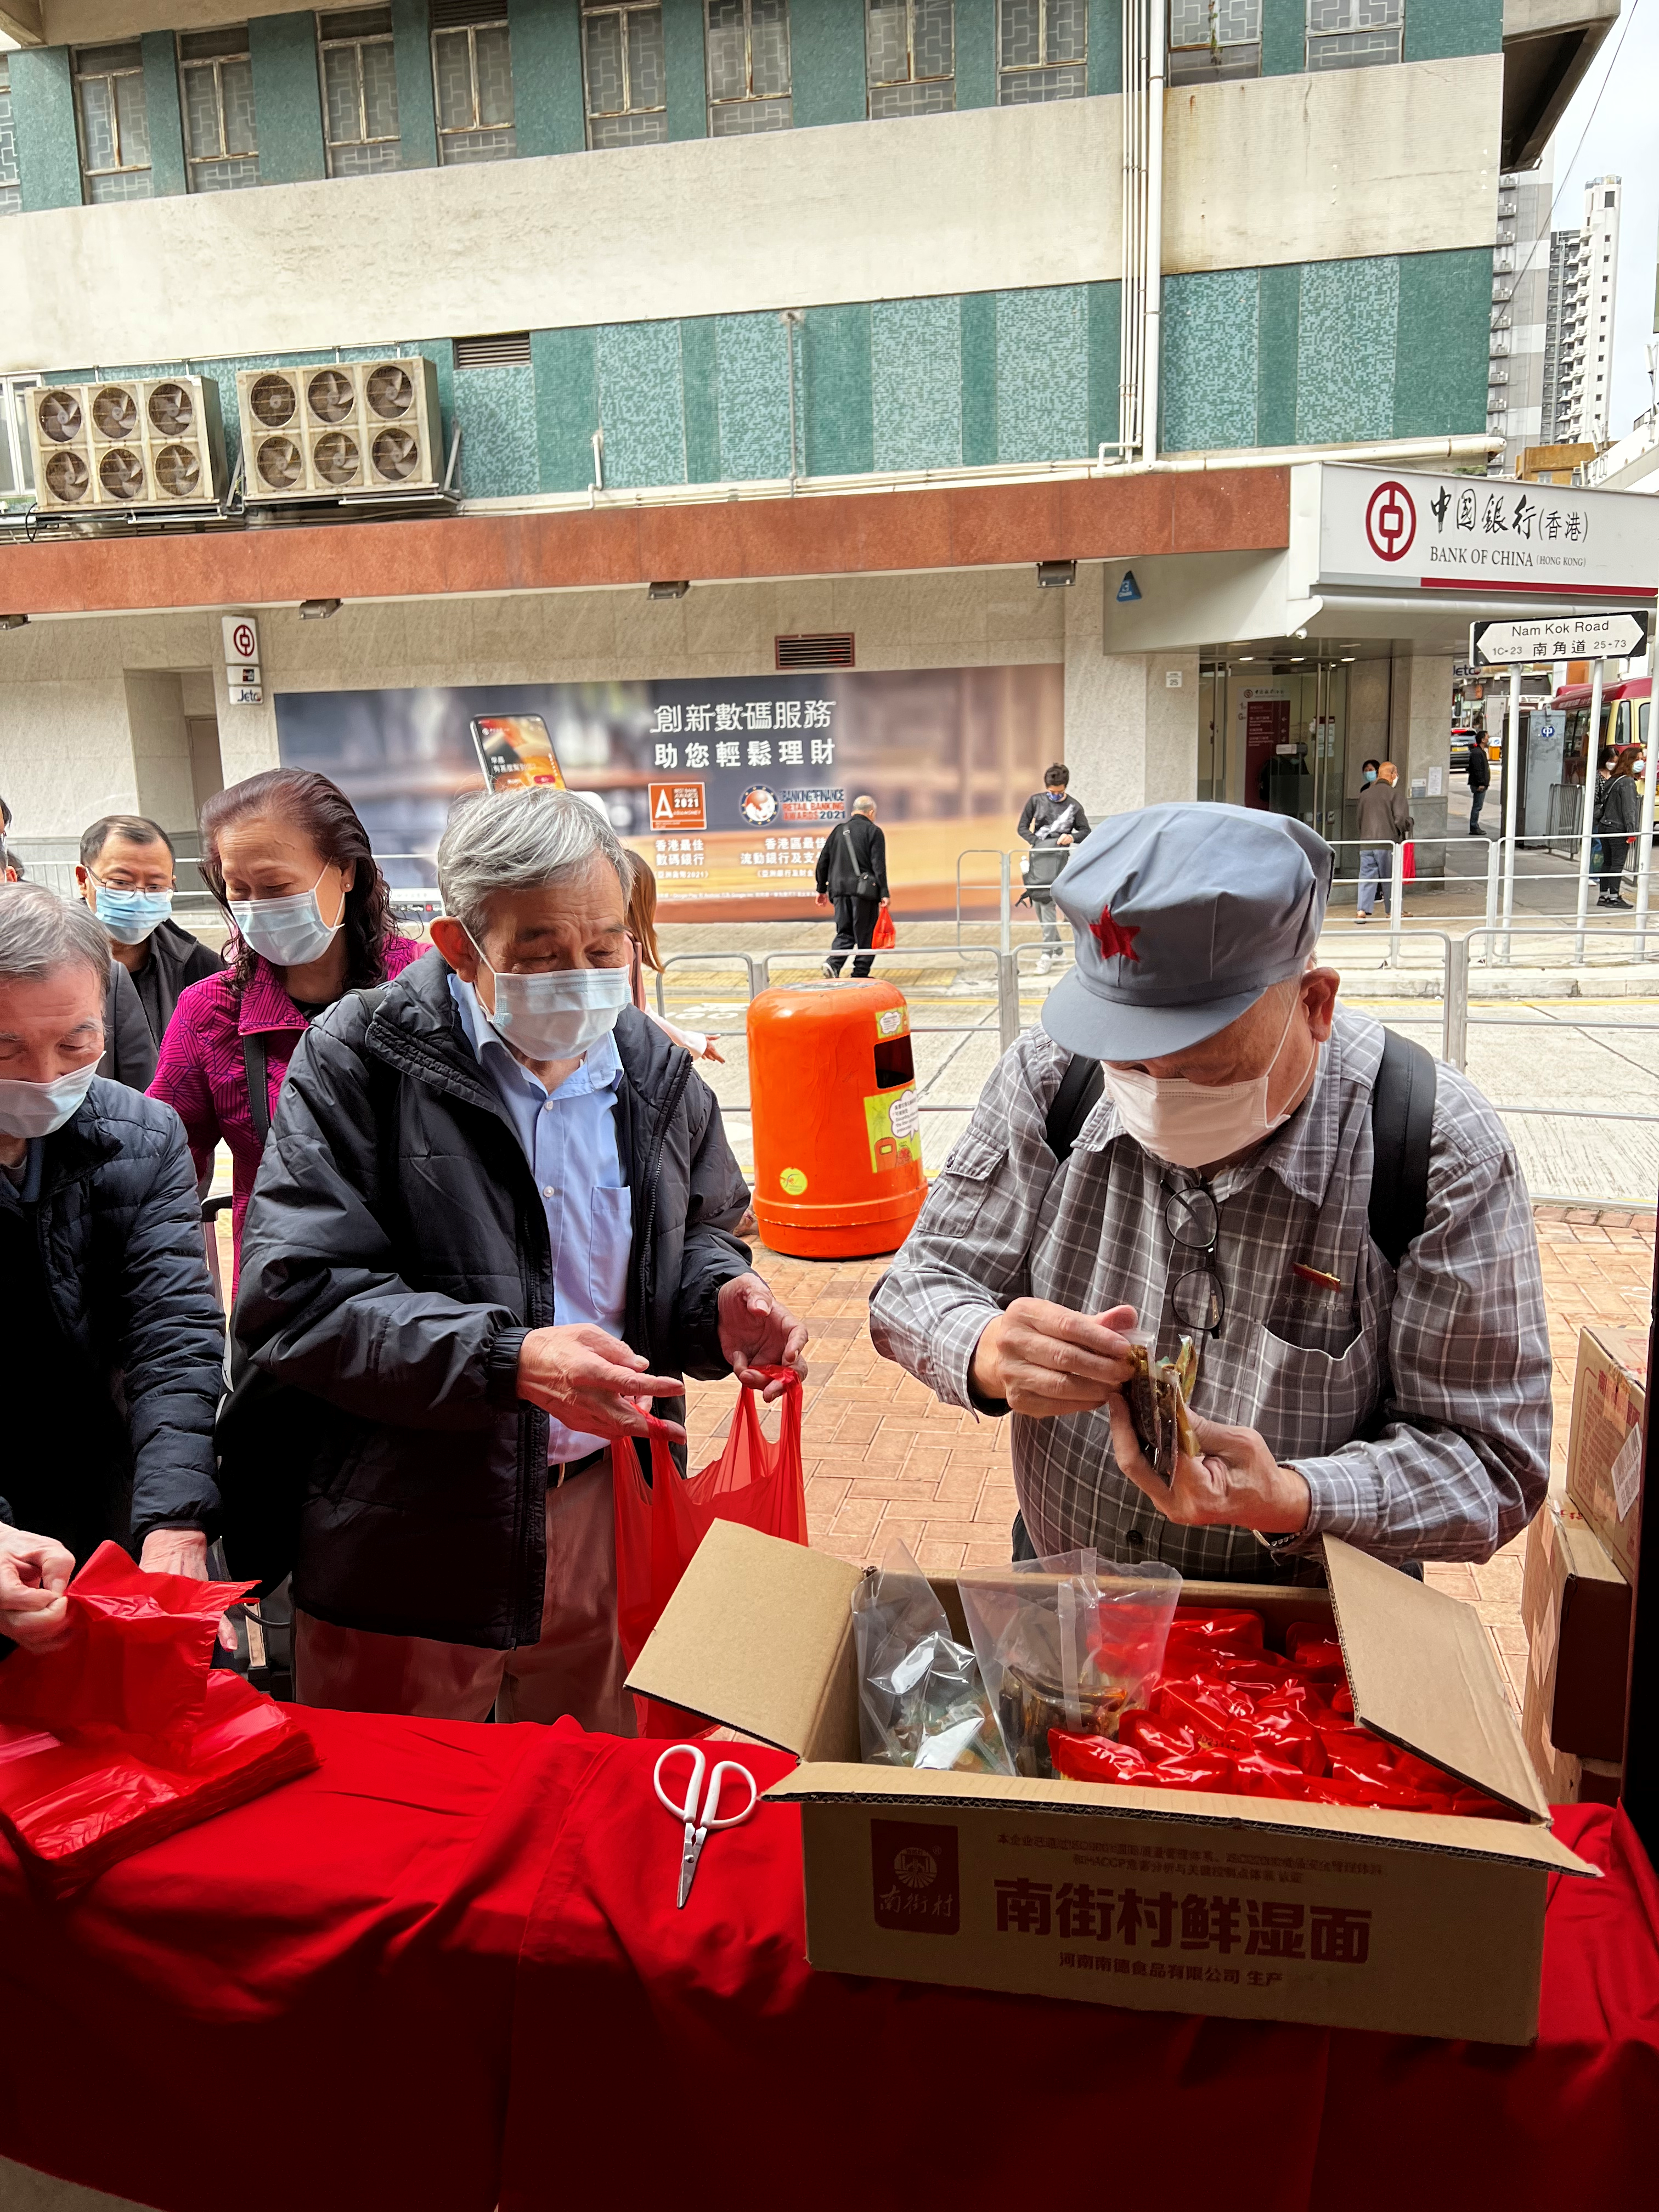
[1101,994,1308,1171]
[0,1058,99,1140]
[1361,768,1378,785]
[92,881,173,945]
[229,866,342,969]
[470,951,629,1062]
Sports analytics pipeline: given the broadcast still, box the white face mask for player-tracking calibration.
[470,950,630,1062]
[0,1058,99,1139]
[229,865,342,969]
[1102,993,1308,1171]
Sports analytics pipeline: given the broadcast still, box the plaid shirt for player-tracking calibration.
[870,1009,1551,1580]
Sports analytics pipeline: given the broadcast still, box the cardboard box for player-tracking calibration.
[1565,1325,1647,1585]
[1520,1500,1630,1761]
[632,1523,1596,2047]
[1522,1666,1622,1807]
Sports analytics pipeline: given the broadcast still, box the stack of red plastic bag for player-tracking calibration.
[0,1542,318,1894]
[1049,1604,1511,1820]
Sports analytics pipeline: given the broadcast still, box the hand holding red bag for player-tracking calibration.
[871,906,897,951]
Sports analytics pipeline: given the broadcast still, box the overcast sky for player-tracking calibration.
[1549,0,1658,436]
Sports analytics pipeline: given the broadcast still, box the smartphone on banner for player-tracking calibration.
[470,714,566,793]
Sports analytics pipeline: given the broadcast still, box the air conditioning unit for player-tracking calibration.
[236,356,443,503]
[28,377,225,513]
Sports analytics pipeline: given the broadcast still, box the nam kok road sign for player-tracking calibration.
[1470,611,1649,666]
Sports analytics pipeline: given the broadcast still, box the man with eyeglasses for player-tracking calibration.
[871,803,1551,1581]
[75,814,222,1056]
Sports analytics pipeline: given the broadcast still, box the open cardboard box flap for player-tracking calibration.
[628,1522,1593,1875]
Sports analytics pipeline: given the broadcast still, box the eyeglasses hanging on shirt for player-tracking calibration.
[1163,1172,1224,1339]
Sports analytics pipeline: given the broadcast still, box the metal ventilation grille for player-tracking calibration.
[430,0,507,24]
[775,633,855,671]
[453,332,532,368]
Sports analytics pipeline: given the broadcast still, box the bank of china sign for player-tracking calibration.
[1300,464,1659,600]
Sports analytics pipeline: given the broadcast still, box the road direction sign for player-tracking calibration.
[1470,611,1649,665]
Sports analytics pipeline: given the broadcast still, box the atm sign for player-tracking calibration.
[650,781,707,831]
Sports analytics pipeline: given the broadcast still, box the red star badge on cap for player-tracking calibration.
[1088,904,1141,963]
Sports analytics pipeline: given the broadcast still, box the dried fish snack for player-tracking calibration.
[996,1656,1130,1780]
[1124,1331,1199,1480]
[851,1541,1013,1776]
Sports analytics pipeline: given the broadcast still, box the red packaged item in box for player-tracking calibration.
[1047,1731,1150,1786]
[0,1543,317,1893]
[1162,1608,1264,1658]
[1119,1712,1198,1762]
[1141,1748,1238,1792]
[1285,1622,1347,1678]
[1229,1748,1312,1798]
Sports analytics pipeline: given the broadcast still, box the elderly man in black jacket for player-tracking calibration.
[0,884,225,1651]
[815,793,890,979]
[231,786,807,1728]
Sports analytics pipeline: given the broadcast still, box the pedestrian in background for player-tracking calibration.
[815,794,889,979]
[623,852,724,1062]
[149,768,422,1283]
[1464,734,1491,837]
[1595,748,1641,910]
[1355,759,1412,923]
[76,813,221,1051]
[1018,763,1091,975]
[0,884,225,1646]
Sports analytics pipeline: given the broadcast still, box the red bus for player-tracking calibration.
[1550,674,1650,792]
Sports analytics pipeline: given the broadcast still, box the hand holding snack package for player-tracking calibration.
[958,1551,1182,1779]
[851,1541,1013,1775]
[1123,1330,1199,1481]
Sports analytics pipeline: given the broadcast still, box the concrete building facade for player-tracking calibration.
[0,0,1631,907]
[1542,171,1621,447]
[1489,149,1551,468]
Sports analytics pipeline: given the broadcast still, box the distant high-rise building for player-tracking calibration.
[1489,154,1553,470]
[1542,174,1622,447]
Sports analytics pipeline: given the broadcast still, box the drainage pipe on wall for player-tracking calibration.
[1142,1,1165,464]
[1119,0,1146,456]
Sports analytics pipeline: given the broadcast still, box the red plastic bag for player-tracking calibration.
[614,1372,807,1735]
[1401,840,1417,882]
[0,1544,317,1893]
[871,906,896,950]
[0,1541,251,1765]
[0,1671,317,1895]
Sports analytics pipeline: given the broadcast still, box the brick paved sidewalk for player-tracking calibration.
[686,1202,1655,1716]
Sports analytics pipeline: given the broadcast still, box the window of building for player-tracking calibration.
[0,55,19,218]
[583,3,667,148]
[1305,0,1403,72]
[0,375,41,498]
[998,0,1086,101]
[72,42,153,204]
[318,7,402,174]
[867,0,954,117]
[431,0,516,164]
[1168,1,1260,84]
[707,0,791,135]
[179,26,259,191]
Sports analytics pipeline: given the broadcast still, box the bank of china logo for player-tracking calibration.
[740,783,778,825]
[1365,479,1417,564]
[893,1846,938,1890]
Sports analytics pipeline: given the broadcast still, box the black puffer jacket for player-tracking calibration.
[229,952,753,1649]
[0,1080,224,1553]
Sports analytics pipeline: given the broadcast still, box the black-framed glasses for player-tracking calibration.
[1163,1171,1224,1338]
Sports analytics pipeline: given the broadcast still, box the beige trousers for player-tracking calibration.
[292,1462,635,1733]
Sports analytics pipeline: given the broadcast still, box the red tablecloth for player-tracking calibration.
[1,1713,1655,2212]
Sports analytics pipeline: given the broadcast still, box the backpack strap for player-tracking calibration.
[1368,1026,1436,1269]
[1042,1026,1435,1267]
[1044,1053,1104,1163]
[243,1034,272,1148]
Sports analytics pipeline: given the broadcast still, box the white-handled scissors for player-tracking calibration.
[653,1742,759,1909]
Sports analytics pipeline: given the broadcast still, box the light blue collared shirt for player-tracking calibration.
[449,973,632,1465]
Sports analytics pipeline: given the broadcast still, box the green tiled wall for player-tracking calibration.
[142,32,188,197]
[1261,0,1306,77]
[663,0,709,139]
[996,287,1087,462]
[532,325,599,491]
[510,0,585,157]
[1404,0,1504,62]
[1088,0,1122,97]
[804,305,875,476]
[10,44,80,212]
[790,0,867,126]
[1160,248,1492,453]
[248,13,327,185]
[957,0,996,108]
[392,0,441,167]
[872,297,962,470]
[453,361,538,495]
[597,319,687,487]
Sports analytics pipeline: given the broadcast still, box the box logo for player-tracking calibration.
[871,1819,960,1936]
[650,781,706,831]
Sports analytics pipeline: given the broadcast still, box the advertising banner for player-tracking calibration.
[274,665,1062,919]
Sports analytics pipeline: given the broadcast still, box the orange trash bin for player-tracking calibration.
[748,980,928,1260]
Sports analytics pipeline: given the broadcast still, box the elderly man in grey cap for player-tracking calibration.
[871,803,1551,1578]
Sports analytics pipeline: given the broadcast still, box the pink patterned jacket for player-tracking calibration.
[149,934,426,1281]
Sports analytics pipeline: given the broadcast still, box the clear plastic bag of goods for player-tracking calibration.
[851,1540,1013,1775]
[958,1550,1183,1779]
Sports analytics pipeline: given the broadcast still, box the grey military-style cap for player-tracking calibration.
[1040,803,1335,1062]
